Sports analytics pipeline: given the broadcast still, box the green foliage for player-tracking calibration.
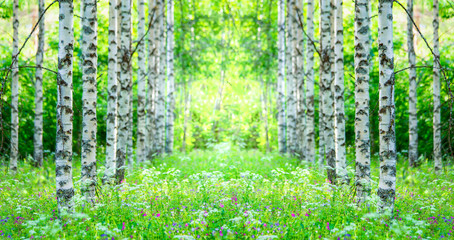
[0,0,453,161]
[1,148,453,239]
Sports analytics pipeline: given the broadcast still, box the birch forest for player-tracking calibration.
[1,0,454,239]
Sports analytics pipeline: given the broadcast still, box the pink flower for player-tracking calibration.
[156,213,161,217]
[185,223,188,227]
[291,213,296,217]
[122,222,125,231]
[264,223,267,227]
[327,222,330,231]
[220,203,224,208]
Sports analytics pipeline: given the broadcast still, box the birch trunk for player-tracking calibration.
[165,0,175,154]
[320,0,335,183]
[407,0,418,167]
[10,0,19,173]
[378,0,396,213]
[81,0,98,200]
[305,0,315,162]
[147,0,157,159]
[286,0,297,155]
[354,0,371,203]
[183,14,195,153]
[34,0,45,168]
[104,0,118,184]
[295,0,305,159]
[137,0,147,162]
[334,0,347,182]
[116,0,132,184]
[433,0,442,173]
[277,0,286,154]
[155,0,166,155]
[56,0,75,213]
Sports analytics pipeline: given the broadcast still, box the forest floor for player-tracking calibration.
[0,143,453,239]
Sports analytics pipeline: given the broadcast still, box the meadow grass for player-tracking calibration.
[0,143,453,239]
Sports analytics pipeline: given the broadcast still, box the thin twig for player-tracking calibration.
[294,6,321,57]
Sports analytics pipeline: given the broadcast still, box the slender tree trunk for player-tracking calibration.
[34,0,45,168]
[165,0,175,154]
[155,0,166,155]
[56,0,75,213]
[407,0,418,167]
[116,0,132,184]
[354,0,371,204]
[378,0,396,213]
[10,0,19,173]
[286,0,297,155]
[305,0,315,162]
[104,0,118,184]
[433,0,442,173]
[296,0,305,159]
[334,0,347,182]
[277,0,286,154]
[81,0,98,201]
[320,0,335,183]
[137,0,147,162]
[147,0,157,159]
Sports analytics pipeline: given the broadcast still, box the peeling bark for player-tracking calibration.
[305,0,315,162]
[378,0,396,213]
[433,0,442,173]
[10,0,19,173]
[34,0,45,168]
[354,0,371,203]
[137,0,147,162]
[277,0,287,154]
[56,0,75,213]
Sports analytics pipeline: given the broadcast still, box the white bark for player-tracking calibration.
[34,0,45,168]
[56,0,75,213]
[155,0,166,155]
[320,0,335,183]
[378,0,396,213]
[104,0,118,184]
[354,0,371,203]
[147,0,157,159]
[433,0,442,173]
[286,0,297,155]
[10,0,19,173]
[117,0,132,184]
[295,0,306,159]
[165,0,175,154]
[137,0,147,162]
[305,0,315,162]
[277,0,286,154]
[407,0,418,167]
[81,0,98,200]
[334,0,347,182]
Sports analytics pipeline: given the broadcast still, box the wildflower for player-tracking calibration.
[122,222,125,231]
[291,213,296,217]
[327,222,330,231]
[156,213,161,217]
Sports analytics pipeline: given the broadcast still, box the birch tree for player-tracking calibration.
[137,0,147,162]
[320,0,335,183]
[34,0,45,168]
[433,0,442,173]
[10,0,19,173]
[354,0,371,203]
[378,0,396,213]
[165,0,175,154]
[407,0,418,167]
[104,0,118,183]
[56,0,75,213]
[295,0,306,158]
[117,0,132,184]
[147,0,157,158]
[155,0,166,155]
[81,0,98,200]
[277,0,286,154]
[286,0,297,155]
[334,0,347,182]
[305,0,315,162]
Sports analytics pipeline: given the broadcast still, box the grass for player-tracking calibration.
[0,143,453,239]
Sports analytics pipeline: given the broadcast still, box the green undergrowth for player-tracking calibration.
[0,144,453,239]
